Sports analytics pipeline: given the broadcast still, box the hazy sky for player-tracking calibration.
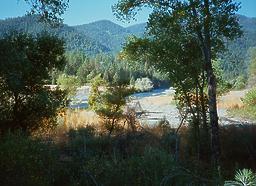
[0,0,255,27]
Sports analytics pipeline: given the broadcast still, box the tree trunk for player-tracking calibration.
[190,0,221,167]
[205,60,220,167]
[203,0,221,168]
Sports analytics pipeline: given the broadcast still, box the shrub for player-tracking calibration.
[134,77,154,92]
[57,74,79,97]
[234,75,247,90]
[220,125,256,177]
[242,88,256,106]
[0,132,59,186]
[225,169,256,186]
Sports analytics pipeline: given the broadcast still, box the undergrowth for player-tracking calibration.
[0,122,256,185]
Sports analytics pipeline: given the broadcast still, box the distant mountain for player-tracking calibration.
[238,15,256,32]
[74,20,146,53]
[0,15,146,55]
[0,15,111,55]
[221,15,256,80]
[127,23,147,34]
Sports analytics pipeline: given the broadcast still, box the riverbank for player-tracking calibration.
[66,87,255,128]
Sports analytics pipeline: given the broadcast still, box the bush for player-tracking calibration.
[234,76,247,90]
[57,74,79,97]
[242,88,256,106]
[220,125,256,177]
[0,132,59,186]
[225,169,256,186]
[134,77,154,92]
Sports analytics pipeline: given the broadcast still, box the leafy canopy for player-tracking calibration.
[0,32,66,133]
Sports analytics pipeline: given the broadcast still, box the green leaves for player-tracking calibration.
[225,169,256,186]
[24,0,69,26]
[0,32,66,133]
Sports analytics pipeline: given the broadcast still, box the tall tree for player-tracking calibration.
[0,32,66,133]
[113,0,242,166]
[23,0,69,25]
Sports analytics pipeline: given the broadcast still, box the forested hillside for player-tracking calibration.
[221,15,256,82]
[0,14,256,83]
[75,20,145,53]
[0,15,146,55]
[0,16,110,55]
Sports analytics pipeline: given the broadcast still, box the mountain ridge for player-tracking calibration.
[0,14,256,81]
[0,15,146,55]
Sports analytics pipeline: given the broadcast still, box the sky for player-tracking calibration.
[0,0,255,27]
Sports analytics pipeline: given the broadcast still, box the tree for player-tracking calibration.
[57,74,79,97]
[134,77,153,92]
[24,0,69,25]
[0,32,66,133]
[114,0,242,167]
[64,51,87,76]
[248,47,256,87]
[88,73,133,135]
[122,34,210,162]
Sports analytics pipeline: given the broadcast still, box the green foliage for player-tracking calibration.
[0,15,111,55]
[225,169,256,186]
[114,0,243,169]
[213,60,232,95]
[0,132,59,186]
[228,105,256,121]
[0,32,66,133]
[220,16,256,82]
[75,20,146,53]
[1,124,256,185]
[228,88,256,120]
[234,75,247,90]
[88,75,105,111]
[247,47,256,87]
[88,75,133,134]
[63,126,209,185]
[0,15,146,56]
[74,52,169,87]
[134,77,154,92]
[242,88,256,107]
[24,0,69,25]
[57,74,79,97]
[64,51,87,76]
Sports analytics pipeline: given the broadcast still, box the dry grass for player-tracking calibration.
[63,109,100,129]
[217,89,248,109]
[39,109,101,144]
[139,94,175,106]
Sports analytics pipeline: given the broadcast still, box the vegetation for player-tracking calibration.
[63,51,170,88]
[1,0,256,185]
[88,75,134,135]
[1,122,256,185]
[0,15,145,55]
[225,169,256,186]
[229,88,256,120]
[0,32,66,133]
[221,16,256,84]
[114,0,243,170]
[134,77,154,92]
[57,74,79,97]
